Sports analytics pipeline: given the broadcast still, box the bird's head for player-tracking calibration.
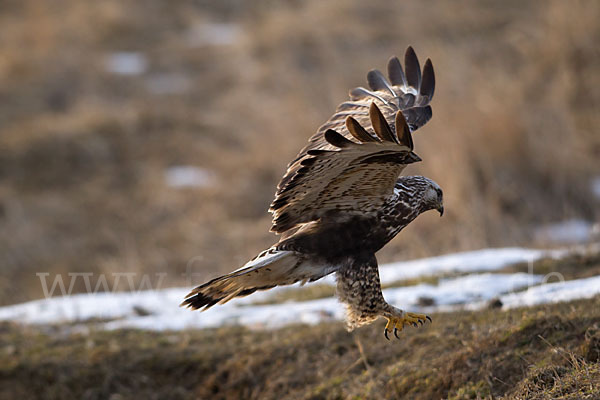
[396,176,444,217]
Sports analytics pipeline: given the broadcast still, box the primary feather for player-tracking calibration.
[270,46,435,233]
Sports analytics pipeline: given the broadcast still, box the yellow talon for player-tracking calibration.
[384,311,431,340]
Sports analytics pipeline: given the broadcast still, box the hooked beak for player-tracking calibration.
[437,205,444,217]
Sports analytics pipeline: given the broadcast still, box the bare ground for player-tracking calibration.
[1,294,599,400]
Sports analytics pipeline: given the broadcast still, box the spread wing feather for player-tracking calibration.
[270,47,435,233]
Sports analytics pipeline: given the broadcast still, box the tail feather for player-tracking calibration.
[181,249,333,311]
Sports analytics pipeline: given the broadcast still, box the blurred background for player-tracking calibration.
[0,0,598,306]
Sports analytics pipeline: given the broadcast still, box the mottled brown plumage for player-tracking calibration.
[182,47,444,336]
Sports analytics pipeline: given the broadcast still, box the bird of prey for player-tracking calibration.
[182,47,443,339]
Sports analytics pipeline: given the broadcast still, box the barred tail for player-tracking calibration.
[181,249,333,311]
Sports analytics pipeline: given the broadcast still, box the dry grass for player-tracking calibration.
[0,0,599,305]
[1,295,599,399]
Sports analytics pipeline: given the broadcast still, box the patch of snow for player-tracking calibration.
[1,246,596,332]
[534,219,593,244]
[0,288,188,325]
[165,166,214,188]
[384,273,541,307]
[377,247,564,283]
[105,52,148,76]
[499,275,600,309]
[104,273,541,331]
[185,23,241,47]
[0,273,541,331]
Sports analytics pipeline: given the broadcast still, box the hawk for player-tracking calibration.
[182,47,443,339]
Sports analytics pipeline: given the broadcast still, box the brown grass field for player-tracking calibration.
[0,0,598,305]
[0,1,599,398]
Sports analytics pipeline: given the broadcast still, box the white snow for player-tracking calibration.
[105,52,148,76]
[377,247,562,283]
[0,246,597,332]
[499,275,600,309]
[383,273,541,308]
[103,273,541,331]
[534,219,594,244]
[164,166,214,188]
[0,288,187,325]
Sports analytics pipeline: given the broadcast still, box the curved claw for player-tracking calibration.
[426,316,432,323]
[394,328,400,339]
[412,322,418,328]
[384,329,390,340]
[418,320,424,326]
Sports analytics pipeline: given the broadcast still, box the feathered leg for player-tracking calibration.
[336,255,431,338]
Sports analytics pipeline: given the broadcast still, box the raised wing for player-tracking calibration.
[289,46,435,166]
[270,47,435,234]
[270,103,421,233]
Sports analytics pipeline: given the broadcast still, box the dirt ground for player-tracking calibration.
[1,294,599,399]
